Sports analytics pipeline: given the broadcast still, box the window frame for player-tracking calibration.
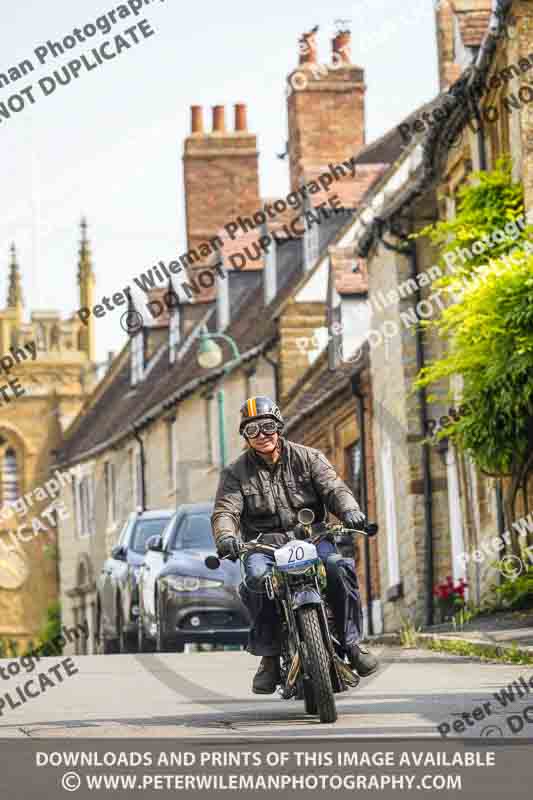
[75,473,96,538]
[104,460,118,529]
[0,443,20,506]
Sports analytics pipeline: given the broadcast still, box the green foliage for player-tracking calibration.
[421,637,533,665]
[492,563,533,611]
[399,616,421,647]
[451,603,480,631]
[416,156,528,283]
[416,253,533,476]
[29,601,63,657]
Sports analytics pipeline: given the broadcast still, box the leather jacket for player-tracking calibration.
[211,437,361,545]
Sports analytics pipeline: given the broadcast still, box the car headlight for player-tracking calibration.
[165,576,223,592]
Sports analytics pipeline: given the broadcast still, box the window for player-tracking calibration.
[1,447,19,505]
[169,307,180,364]
[131,331,144,385]
[169,512,214,551]
[104,461,117,527]
[74,474,95,537]
[131,517,171,554]
[167,418,178,490]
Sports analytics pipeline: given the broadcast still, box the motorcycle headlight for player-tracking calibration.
[165,576,223,592]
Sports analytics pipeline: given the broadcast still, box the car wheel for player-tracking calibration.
[98,608,118,655]
[155,593,168,652]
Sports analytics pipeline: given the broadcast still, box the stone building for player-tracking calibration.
[0,221,96,647]
[54,27,394,650]
[54,0,533,648]
[424,0,533,606]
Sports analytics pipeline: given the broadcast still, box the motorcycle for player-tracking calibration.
[205,509,378,724]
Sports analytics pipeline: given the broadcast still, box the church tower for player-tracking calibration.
[0,223,97,649]
[7,244,24,326]
[77,218,96,363]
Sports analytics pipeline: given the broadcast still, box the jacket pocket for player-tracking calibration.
[285,475,317,507]
[242,484,274,515]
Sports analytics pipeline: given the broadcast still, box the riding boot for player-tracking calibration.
[252,655,280,694]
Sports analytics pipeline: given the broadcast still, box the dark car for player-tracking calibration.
[137,502,250,653]
[96,508,174,653]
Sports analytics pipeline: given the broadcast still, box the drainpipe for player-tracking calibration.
[377,220,435,627]
[495,480,506,586]
[351,375,373,636]
[131,426,146,511]
[409,238,435,628]
[263,351,280,401]
[466,87,487,171]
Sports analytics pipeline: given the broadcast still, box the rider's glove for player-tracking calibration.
[340,509,366,530]
[216,534,240,562]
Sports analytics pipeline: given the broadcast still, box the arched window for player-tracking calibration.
[2,447,19,504]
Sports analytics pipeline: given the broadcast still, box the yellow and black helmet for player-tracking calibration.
[239,396,284,435]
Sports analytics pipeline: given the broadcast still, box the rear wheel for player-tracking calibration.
[298,606,337,724]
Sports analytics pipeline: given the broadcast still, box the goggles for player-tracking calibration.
[242,420,279,439]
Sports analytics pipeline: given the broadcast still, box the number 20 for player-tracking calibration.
[288,546,305,562]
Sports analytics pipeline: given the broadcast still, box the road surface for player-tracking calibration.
[1,645,532,739]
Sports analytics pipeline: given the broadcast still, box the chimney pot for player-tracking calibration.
[332,31,351,64]
[212,105,226,132]
[191,105,203,133]
[234,103,247,131]
[298,30,318,64]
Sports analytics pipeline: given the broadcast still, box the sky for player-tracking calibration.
[0,0,439,363]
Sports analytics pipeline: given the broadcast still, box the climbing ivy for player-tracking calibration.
[414,158,533,532]
[416,156,528,283]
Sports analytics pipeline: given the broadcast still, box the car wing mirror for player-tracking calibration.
[145,535,163,552]
[111,544,127,560]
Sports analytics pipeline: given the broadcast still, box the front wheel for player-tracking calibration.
[298,606,337,724]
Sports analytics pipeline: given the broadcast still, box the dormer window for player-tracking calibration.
[131,331,144,385]
[303,197,320,271]
[169,307,180,364]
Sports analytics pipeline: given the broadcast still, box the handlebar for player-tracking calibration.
[205,521,378,570]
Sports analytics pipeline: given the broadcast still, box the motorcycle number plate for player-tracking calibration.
[274,541,318,572]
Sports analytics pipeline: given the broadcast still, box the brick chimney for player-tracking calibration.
[287,28,366,192]
[182,103,260,302]
[435,0,493,90]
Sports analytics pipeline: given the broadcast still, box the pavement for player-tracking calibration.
[423,610,533,651]
[1,644,533,739]
[370,611,533,657]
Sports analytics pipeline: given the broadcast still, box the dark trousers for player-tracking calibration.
[239,539,364,657]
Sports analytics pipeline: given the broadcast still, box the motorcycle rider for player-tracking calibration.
[211,396,378,694]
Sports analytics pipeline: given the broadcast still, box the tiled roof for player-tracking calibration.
[57,238,305,465]
[301,163,389,209]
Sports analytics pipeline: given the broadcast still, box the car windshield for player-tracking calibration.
[131,518,170,554]
[173,513,214,551]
